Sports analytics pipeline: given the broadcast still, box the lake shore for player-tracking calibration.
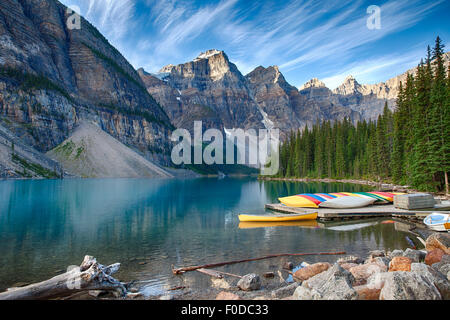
[258,176,450,200]
[138,232,449,301]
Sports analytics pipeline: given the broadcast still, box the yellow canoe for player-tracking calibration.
[278,196,320,208]
[239,220,319,229]
[238,212,318,222]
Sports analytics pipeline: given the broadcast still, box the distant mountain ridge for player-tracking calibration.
[142,50,450,130]
[139,50,361,135]
[303,52,450,120]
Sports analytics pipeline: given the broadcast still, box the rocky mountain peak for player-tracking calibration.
[159,64,175,73]
[333,75,362,95]
[245,65,285,85]
[299,78,327,91]
[193,49,225,62]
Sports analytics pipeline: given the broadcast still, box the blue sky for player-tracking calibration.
[60,0,450,89]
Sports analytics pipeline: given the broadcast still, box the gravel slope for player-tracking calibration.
[47,122,173,178]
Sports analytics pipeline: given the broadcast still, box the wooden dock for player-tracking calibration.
[265,203,449,222]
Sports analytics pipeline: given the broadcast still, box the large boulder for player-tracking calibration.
[425,249,445,266]
[411,263,450,300]
[403,248,426,263]
[426,233,450,254]
[389,257,412,272]
[367,272,441,300]
[431,255,450,280]
[237,274,261,291]
[292,263,358,300]
[349,262,387,286]
[293,262,331,282]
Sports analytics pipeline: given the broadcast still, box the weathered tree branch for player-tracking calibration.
[172,251,346,274]
[0,256,127,300]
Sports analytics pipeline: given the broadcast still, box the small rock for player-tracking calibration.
[349,262,387,286]
[216,291,241,300]
[337,255,364,265]
[263,272,275,279]
[353,284,381,300]
[271,283,299,299]
[369,250,385,259]
[237,274,261,291]
[211,278,231,290]
[366,256,391,268]
[425,233,450,254]
[388,249,404,259]
[403,248,425,263]
[425,248,445,266]
[389,257,412,272]
[293,262,331,282]
[159,295,175,300]
[283,261,294,270]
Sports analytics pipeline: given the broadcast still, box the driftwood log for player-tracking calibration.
[0,256,126,300]
[197,268,243,279]
[172,251,346,274]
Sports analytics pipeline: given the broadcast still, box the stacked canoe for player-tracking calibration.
[278,192,403,208]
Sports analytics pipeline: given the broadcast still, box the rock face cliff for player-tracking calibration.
[246,67,360,133]
[140,52,361,136]
[0,122,62,178]
[140,50,265,133]
[0,0,173,170]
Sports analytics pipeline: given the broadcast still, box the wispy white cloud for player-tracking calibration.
[60,0,446,86]
[61,0,135,45]
[278,0,444,71]
[321,49,425,89]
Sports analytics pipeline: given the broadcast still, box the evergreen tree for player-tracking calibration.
[429,36,448,191]
[270,37,447,193]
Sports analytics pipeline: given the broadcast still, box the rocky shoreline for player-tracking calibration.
[136,233,449,301]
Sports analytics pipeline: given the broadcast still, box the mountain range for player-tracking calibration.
[0,0,448,178]
[140,49,450,134]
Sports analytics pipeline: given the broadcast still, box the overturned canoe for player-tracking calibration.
[238,212,318,222]
[278,193,341,208]
[319,196,376,209]
[278,192,404,208]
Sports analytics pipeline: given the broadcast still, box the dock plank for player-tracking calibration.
[265,203,448,221]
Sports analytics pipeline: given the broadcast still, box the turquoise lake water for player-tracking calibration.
[0,178,414,296]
